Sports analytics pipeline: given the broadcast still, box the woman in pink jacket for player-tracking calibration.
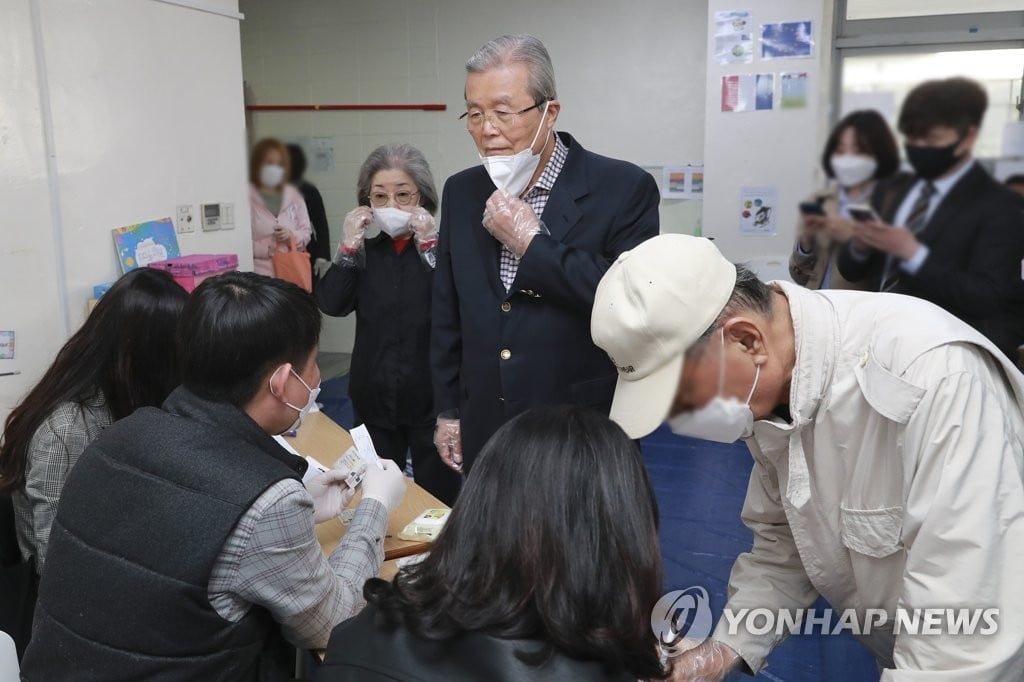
[249,137,312,278]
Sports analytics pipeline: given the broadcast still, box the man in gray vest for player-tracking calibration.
[22,272,407,680]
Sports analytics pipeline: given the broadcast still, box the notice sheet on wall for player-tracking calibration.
[739,186,778,236]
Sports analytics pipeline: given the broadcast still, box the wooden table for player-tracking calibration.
[284,411,447,564]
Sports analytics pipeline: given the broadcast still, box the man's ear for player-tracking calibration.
[724,318,769,366]
[267,363,293,400]
[545,99,560,130]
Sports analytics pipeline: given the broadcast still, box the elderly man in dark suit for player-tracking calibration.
[431,34,659,474]
[838,77,1024,360]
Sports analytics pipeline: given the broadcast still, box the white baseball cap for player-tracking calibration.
[592,235,736,438]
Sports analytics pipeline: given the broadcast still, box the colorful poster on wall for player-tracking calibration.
[0,331,14,360]
[662,165,705,200]
[713,10,753,65]
[739,186,778,236]
[721,75,750,112]
[780,72,809,109]
[760,21,813,60]
[755,73,774,111]
[722,75,774,113]
[112,218,180,273]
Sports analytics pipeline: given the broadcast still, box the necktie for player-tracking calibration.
[880,182,936,292]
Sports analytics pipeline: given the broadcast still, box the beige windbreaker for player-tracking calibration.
[712,281,1024,680]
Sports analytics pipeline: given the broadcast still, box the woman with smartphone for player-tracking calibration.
[790,110,902,290]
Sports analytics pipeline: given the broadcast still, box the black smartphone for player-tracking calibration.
[798,201,826,216]
[847,204,880,223]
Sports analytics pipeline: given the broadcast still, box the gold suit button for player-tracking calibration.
[500,349,512,360]
[501,302,512,312]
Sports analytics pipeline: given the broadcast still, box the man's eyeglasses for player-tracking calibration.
[367,190,419,207]
[459,100,549,132]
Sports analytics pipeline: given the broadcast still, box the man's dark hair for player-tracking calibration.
[1005,174,1024,187]
[365,406,666,679]
[898,77,988,139]
[177,272,321,406]
[821,109,901,180]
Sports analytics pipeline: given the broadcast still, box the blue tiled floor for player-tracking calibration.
[319,376,878,680]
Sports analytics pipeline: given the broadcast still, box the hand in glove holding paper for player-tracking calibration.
[361,460,407,514]
[305,469,357,524]
[482,191,550,257]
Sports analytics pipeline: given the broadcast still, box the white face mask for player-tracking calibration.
[830,154,877,189]
[373,207,412,238]
[271,366,321,434]
[260,163,286,188]
[667,330,761,443]
[478,100,550,198]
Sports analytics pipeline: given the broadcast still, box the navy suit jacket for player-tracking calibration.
[431,132,659,469]
[837,163,1024,359]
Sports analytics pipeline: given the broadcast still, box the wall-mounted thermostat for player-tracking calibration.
[200,202,235,231]
[176,204,195,234]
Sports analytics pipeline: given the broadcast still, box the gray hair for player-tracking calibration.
[688,264,774,357]
[357,144,439,215]
[465,34,558,103]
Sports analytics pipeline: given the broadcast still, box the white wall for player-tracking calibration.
[0,0,254,420]
[703,0,834,279]
[240,0,708,352]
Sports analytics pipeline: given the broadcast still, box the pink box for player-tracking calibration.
[147,254,239,293]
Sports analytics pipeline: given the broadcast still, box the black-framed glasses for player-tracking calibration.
[459,99,549,132]
[367,190,419,207]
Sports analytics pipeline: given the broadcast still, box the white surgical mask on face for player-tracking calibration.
[271,366,321,434]
[830,154,877,189]
[260,163,286,188]
[667,329,761,443]
[478,100,550,198]
[373,207,412,238]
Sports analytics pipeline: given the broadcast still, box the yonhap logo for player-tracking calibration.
[651,586,714,657]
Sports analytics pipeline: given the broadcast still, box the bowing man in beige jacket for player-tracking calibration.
[592,235,1024,681]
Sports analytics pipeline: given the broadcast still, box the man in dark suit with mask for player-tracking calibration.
[838,77,1024,361]
[431,34,659,475]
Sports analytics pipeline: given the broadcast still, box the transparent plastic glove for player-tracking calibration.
[336,206,373,268]
[408,207,439,269]
[305,469,357,524]
[434,415,463,473]
[667,639,741,682]
[314,258,331,278]
[482,190,550,257]
[360,459,407,515]
[273,224,290,243]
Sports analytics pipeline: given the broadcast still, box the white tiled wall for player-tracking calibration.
[239,0,709,352]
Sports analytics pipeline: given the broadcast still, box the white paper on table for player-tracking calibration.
[349,424,385,469]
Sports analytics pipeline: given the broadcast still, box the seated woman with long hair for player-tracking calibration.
[0,268,187,573]
[317,405,667,681]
